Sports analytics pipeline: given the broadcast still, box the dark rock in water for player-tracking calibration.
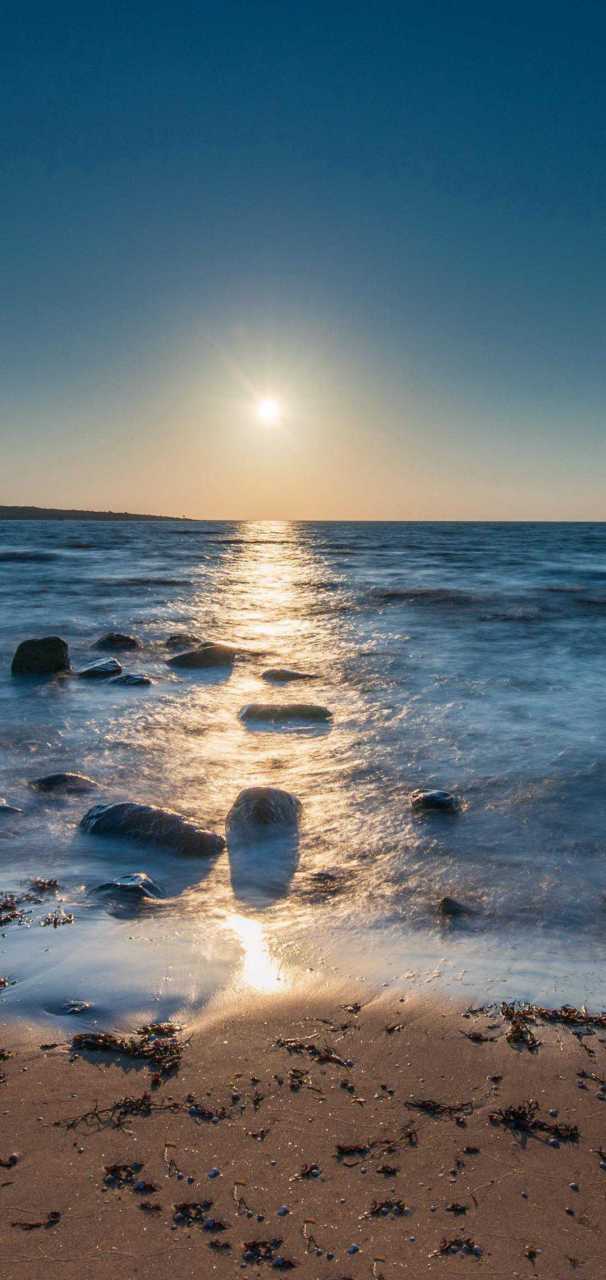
[227,787,301,833]
[11,636,70,676]
[92,872,164,900]
[63,999,93,1015]
[411,789,460,813]
[167,642,237,669]
[30,772,98,794]
[165,632,202,650]
[240,702,332,724]
[94,632,141,651]
[78,658,123,679]
[0,799,22,815]
[438,896,473,918]
[109,673,152,686]
[261,668,317,683]
[81,801,225,856]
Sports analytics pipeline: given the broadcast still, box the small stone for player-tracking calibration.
[569,1182,579,1191]
[277,1205,289,1216]
[549,1138,560,1149]
[347,1244,360,1255]
[208,1167,220,1179]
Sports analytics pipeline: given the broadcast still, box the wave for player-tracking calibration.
[0,550,59,562]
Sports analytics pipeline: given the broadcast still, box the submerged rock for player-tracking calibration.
[81,801,225,856]
[78,658,123,679]
[11,636,70,676]
[438,896,473,918]
[91,872,164,900]
[94,632,141,651]
[226,787,301,833]
[167,642,237,669]
[261,668,317,683]
[165,632,202,650]
[30,772,98,794]
[109,673,152,686]
[240,703,332,724]
[411,789,460,813]
[0,799,22,815]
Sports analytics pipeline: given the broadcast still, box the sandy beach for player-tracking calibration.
[2,991,605,1278]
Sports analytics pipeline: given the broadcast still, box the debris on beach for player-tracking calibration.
[274,1036,352,1067]
[11,1210,62,1231]
[489,1099,579,1144]
[432,1236,481,1258]
[406,1097,472,1119]
[104,1161,144,1188]
[72,1021,186,1075]
[40,908,74,927]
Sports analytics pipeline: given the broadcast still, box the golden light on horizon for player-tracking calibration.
[256,396,282,425]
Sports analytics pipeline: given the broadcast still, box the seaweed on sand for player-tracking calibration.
[274,1036,352,1068]
[72,1021,186,1076]
[432,1237,481,1258]
[489,1099,579,1144]
[406,1097,472,1119]
[502,1001,606,1031]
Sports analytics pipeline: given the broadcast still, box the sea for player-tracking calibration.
[1,518,606,1028]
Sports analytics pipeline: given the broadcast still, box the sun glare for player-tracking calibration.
[256,396,282,425]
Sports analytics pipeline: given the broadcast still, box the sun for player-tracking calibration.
[256,396,282,425]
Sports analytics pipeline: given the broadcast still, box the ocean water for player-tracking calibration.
[1,518,606,1027]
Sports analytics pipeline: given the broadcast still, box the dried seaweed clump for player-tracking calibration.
[72,1021,185,1075]
[490,1099,579,1143]
[502,1001,606,1031]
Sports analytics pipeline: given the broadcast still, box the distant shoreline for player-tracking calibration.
[0,504,190,521]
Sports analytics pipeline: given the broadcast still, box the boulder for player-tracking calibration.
[30,772,98,794]
[78,658,122,679]
[438,896,472,918]
[167,643,237,669]
[109,673,152,686]
[410,789,460,813]
[226,787,301,834]
[240,702,332,724]
[11,636,70,676]
[165,632,202,650]
[91,872,164,900]
[94,633,141,651]
[81,801,225,856]
[261,668,317,683]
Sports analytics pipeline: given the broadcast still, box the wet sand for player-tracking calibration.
[1,992,605,1278]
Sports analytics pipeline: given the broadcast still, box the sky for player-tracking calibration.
[1,1,605,520]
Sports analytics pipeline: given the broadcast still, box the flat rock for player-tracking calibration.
[91,872,164,900]
[261,668,317,683]
[81,801,225,856]
[167,642,237,669]
[94,632,141,651]
[11,636,70,676]
[78,658,123,679]
[411,789,460,813]
[109,673,152,686]
[30,772,98,794]
[227,787,301,833]
[240,702,332,724]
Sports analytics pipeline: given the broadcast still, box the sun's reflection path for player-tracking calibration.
[228,912,286,993]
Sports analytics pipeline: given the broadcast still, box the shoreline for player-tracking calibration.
[2,989,605,1277]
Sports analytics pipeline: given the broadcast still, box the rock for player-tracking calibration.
[91,872,164,900]
[411,789,460,813]
[261,668,317,683]
[165,632,202,650]
[438,896,472,918]
[94,632,141,651]
[11,636,70,676]
[0,800,22,815]
[240,702,332,724]
[80,801,225,856]
[78,658,123,678]
[226,787,301,833]
[109,673,152,686]
[167,642,237,669]
[30,772,98,794]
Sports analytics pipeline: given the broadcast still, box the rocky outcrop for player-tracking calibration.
[261,669,317,683]
[226,787,301,834]
[11,636,70,676]
[91,872,164,900]
[240,703,332,724]
[438,896,472,918]
[109,673,152,686]
[167,643,237,669]
[411,789,460,813]
[0,800,22,815]
[94,633,141,651]
[30,772,98,793]
[165,632,202,650]
[80,801,225,856]
[78,658,123,678]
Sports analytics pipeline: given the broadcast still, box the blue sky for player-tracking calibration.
[2,2,605,518]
